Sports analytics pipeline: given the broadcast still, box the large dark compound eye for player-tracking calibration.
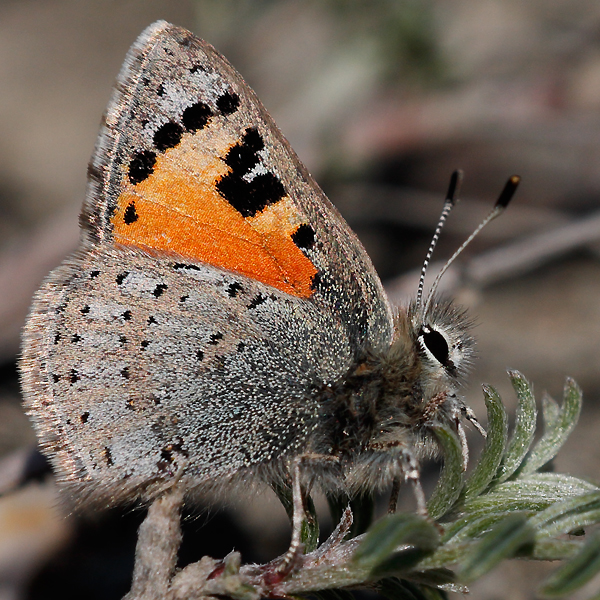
[420,326,450,366]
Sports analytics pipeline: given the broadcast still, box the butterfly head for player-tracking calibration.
[411,297,475,390]
[388,173,520,426]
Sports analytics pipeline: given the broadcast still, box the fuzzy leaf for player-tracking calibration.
[462,384,508,500]
[531,490,600,539]
[427,425,465,520]
[458,513,535,582]
[518,378,582,475]
[495,370,537,482]
[353,513,439,570]
[538,531,600,597]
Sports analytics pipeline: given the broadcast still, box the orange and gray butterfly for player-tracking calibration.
[20,21,472,506]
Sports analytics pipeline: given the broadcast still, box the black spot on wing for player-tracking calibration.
[116,272,129,285]
[223,128,262,172]
[216,128,286,218]
[208,332,223,345]
[123,202,138,225]
[182,102,212,131]
[226,282,244,297]
[173,263,200,271]
[217,91,240,115]
[153,283,168,297]
[129,150,156,184]
[247,293,274,309]
[153,122,184,151]
[291,224,315,250]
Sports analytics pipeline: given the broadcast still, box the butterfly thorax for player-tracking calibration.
[309,299,474,475]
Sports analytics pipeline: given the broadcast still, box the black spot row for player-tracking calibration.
[216,128,286,218]
[127,91,240,186]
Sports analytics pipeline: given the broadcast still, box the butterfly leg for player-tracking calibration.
[124,485,185,600]
[371,441,428,517]
[275,453,339,576]
[388,478,401,513]
[400,447,428,516]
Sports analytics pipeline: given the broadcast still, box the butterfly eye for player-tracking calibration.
[420,326,450,366]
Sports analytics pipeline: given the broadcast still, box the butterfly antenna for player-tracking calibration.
[416,170,463,312]
[422,175,521,317]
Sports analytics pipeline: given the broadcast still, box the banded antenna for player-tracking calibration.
[415,169,463,313]
[418,174,521,320]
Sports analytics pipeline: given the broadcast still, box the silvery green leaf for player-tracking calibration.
[518,378,582,475]
[427,425,465,520]
[495,370,537,482]
[462,384,507,500]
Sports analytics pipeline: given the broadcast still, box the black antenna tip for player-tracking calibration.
[495,175,521,209]
[445,169,464,205]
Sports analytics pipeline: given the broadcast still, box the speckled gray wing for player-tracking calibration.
[22,247,357,502]
[20,21,395,504]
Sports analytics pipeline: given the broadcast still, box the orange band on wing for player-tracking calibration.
[111,128,318,298]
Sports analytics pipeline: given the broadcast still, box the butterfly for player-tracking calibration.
[19,20,518,571]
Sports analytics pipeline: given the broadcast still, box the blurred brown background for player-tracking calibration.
[1,1,600,599]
